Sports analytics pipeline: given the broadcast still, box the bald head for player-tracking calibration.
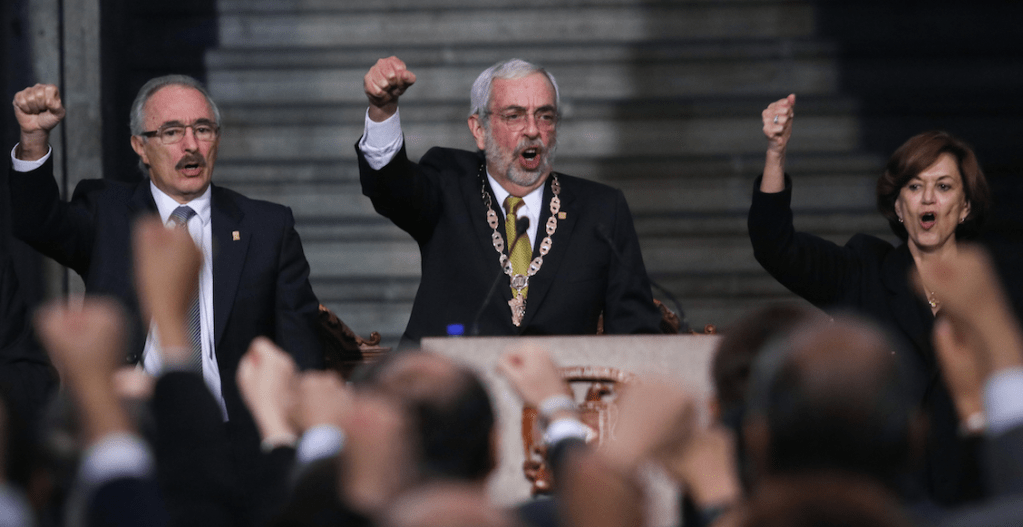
[360,351,497,482]
[745,315,920,485]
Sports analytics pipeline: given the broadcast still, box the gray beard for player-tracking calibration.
[484,131,557,188]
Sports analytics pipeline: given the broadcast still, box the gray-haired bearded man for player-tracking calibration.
[357,57,664,348]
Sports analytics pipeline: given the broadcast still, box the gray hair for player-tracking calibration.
[469,59,560,128]
[129,74,221,136]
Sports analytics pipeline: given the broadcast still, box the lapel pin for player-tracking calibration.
[558,212,567,220]
[232,231,240,241]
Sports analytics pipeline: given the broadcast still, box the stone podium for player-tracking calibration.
[421,334,721,527]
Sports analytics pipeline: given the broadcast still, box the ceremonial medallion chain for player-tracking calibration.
[479,164,561,326]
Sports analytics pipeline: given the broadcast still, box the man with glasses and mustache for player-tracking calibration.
[8,76,322,517]
[359,57,663,348]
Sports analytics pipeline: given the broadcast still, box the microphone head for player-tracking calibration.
[516,216,530,237]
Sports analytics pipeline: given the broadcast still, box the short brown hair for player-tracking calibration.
[876,131,990,241]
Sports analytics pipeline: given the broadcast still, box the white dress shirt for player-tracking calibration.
[985,367,1023,436]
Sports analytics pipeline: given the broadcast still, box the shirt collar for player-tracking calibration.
[486,172,545,219]
[150,182,212,227]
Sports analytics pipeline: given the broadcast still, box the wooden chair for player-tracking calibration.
[596,299,716,335]
[316,304,390,379]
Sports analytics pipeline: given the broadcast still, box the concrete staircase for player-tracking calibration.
[204,0,893,346]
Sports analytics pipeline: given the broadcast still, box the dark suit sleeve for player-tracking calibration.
[984,423,1023,497]
[0,160,58,424]
[748,175,867,308]
[86,477,170,527]
[357,141,443,242]
[8,156,95,274]
[0,258,58,424]
[601,189,663,334]
[273,206,324,370]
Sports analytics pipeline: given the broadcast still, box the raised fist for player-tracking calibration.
[13,83,66,135]
[364,56,416,121]
[762,93,795,154]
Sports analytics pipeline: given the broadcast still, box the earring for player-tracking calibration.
[959,217,965,224]
[898,217,903,223]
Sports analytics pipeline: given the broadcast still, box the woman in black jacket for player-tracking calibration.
[748,94,992,506]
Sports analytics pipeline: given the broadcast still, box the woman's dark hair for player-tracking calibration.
[876,131,990,241]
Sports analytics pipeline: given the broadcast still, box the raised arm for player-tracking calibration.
[358,57,446,242]
[35,299,131,445]
[132,216,202,366]
[921,245,1023,429]
[12,83,65,161]
[760,94,795,193]
[364,56,416,123]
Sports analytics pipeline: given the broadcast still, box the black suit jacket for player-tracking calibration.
[748,177,982,505]
[7,156,323,426]
[0,231,57,427]
[359,144,662,348]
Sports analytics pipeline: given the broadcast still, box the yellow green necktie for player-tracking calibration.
[504,196,531,297]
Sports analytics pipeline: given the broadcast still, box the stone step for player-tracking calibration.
[216,96,861,127]
[215,115,862,164]
[206,39,836,70]
[214,4,815,48]
[212,150,884,186]
[308,264,819,307]
[311,271,814,309]
[287,208,889,248]
[235,168,883,229]
[217,0,775,12]
[299,224,890,283]
[207,58,838,105]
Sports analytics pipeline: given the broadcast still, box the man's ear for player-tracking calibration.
[468,115,486,151]
[130,135,149,165]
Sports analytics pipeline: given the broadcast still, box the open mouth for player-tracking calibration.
[521,148,539,160]
[921,213,935,222]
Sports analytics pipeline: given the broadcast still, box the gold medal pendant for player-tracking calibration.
[509,292,526,326]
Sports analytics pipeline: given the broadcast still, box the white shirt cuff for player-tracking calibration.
[10,144,51,172]
[78,433,154,486]
[358,108,404,171]
[296,424,346,465]
[984,367,1023,436]
[544,418,592,446]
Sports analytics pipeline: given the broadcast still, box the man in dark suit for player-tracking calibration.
[358,57,663,348]
[8,77,322,485]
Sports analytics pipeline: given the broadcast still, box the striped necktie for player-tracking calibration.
[168,206,203,372]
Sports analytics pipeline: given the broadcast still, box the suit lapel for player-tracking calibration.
[519,173,576,328]
[210,186,250,348]
[462,155,513,299]
[128,180,159,218]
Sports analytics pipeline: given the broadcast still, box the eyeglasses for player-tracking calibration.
[140,120,220,145]
[488,108,558,130]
